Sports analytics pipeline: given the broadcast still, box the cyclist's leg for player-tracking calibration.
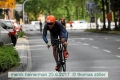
[61,38,67,49]
[51,35,59,70]
[50,34,58,64]
[59,31,68,48]
[59,32,69,58]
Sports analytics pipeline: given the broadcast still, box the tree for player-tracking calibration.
[17,0,89,21]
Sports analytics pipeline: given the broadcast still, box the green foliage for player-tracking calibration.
[0,46,20,72]
[16,0,89,21]
[16,0,25,4]
[17,31,25,37]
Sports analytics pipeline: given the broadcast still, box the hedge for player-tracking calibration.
[17,31,25,37]
[0,46,20,72]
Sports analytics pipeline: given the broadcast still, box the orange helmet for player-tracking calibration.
[46,15,56,24]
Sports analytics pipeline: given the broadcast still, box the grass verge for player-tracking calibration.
[85,29,120,34]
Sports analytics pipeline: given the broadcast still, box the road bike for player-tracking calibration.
[54,39,66,72]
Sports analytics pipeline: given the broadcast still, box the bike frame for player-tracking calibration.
[54,39,66,72]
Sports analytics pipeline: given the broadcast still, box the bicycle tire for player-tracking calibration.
[58,49,63,72]
[62,63,66,72]
[55,39,67,72]
[56,48,62,72]
[62,55,66,72]
[61,50,66,72]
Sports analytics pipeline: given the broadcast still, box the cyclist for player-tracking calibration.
[60,18,66,29]
[42,15,69,71]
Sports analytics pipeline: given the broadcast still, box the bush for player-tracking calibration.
[0,46,20,72]
[17,31,24,37]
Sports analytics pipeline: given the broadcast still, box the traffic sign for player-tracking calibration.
[0,0,8,8]
[8,0,16,8]
[0,0,15,8]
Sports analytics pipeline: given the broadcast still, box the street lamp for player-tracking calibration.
[23,0,29,24]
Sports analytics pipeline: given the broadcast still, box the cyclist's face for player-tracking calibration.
[47,23,54,29]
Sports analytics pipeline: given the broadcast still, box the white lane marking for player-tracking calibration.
[89,39,94,40]
[103,50,111,53]
[116,55,120,58]
[83,43,89,45]
[20,56,30,58]
[118,47,120,49]
[30,45,46,47]
[70,38,94,40]
[68,39,71,40]
[92,46,99,49]
[77,42,81,43]
[69,44,83,45]
[72,40,75,41]
[105,38,108,39]
[95,36,98,37]
[117,40,120,41]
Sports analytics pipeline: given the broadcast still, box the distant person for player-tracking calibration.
[97,18,101,29]
[39,20,42,32]
[69,20,73,30]
[60,18,66,29]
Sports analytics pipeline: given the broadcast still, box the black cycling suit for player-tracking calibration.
[43,20,68,46]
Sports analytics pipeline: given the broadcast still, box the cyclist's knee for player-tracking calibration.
[61,38,66,43]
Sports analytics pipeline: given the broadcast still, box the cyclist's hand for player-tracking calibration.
[47,44,51,49]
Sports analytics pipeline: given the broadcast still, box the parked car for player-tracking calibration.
[4,20,22,32]
[0,26,13,46]
[0,20,18,46]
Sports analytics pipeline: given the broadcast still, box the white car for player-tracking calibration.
[1,19,21,32]
[22,24,36,31]
[31,21,40,31]
[0,27,13,46]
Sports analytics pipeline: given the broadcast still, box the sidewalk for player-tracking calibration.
[0,36,32,80]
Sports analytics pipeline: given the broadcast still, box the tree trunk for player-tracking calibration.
[102,0,106,30]
[105,0,111,30]
[76,6,78,20]
[65,6,70,21]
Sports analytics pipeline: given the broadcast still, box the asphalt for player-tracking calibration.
[0,36,32,80]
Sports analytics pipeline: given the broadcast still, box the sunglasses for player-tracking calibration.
[47,23,53,25]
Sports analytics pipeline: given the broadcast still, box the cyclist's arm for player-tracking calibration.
[57,21,68,41]
[42,24,48,44]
